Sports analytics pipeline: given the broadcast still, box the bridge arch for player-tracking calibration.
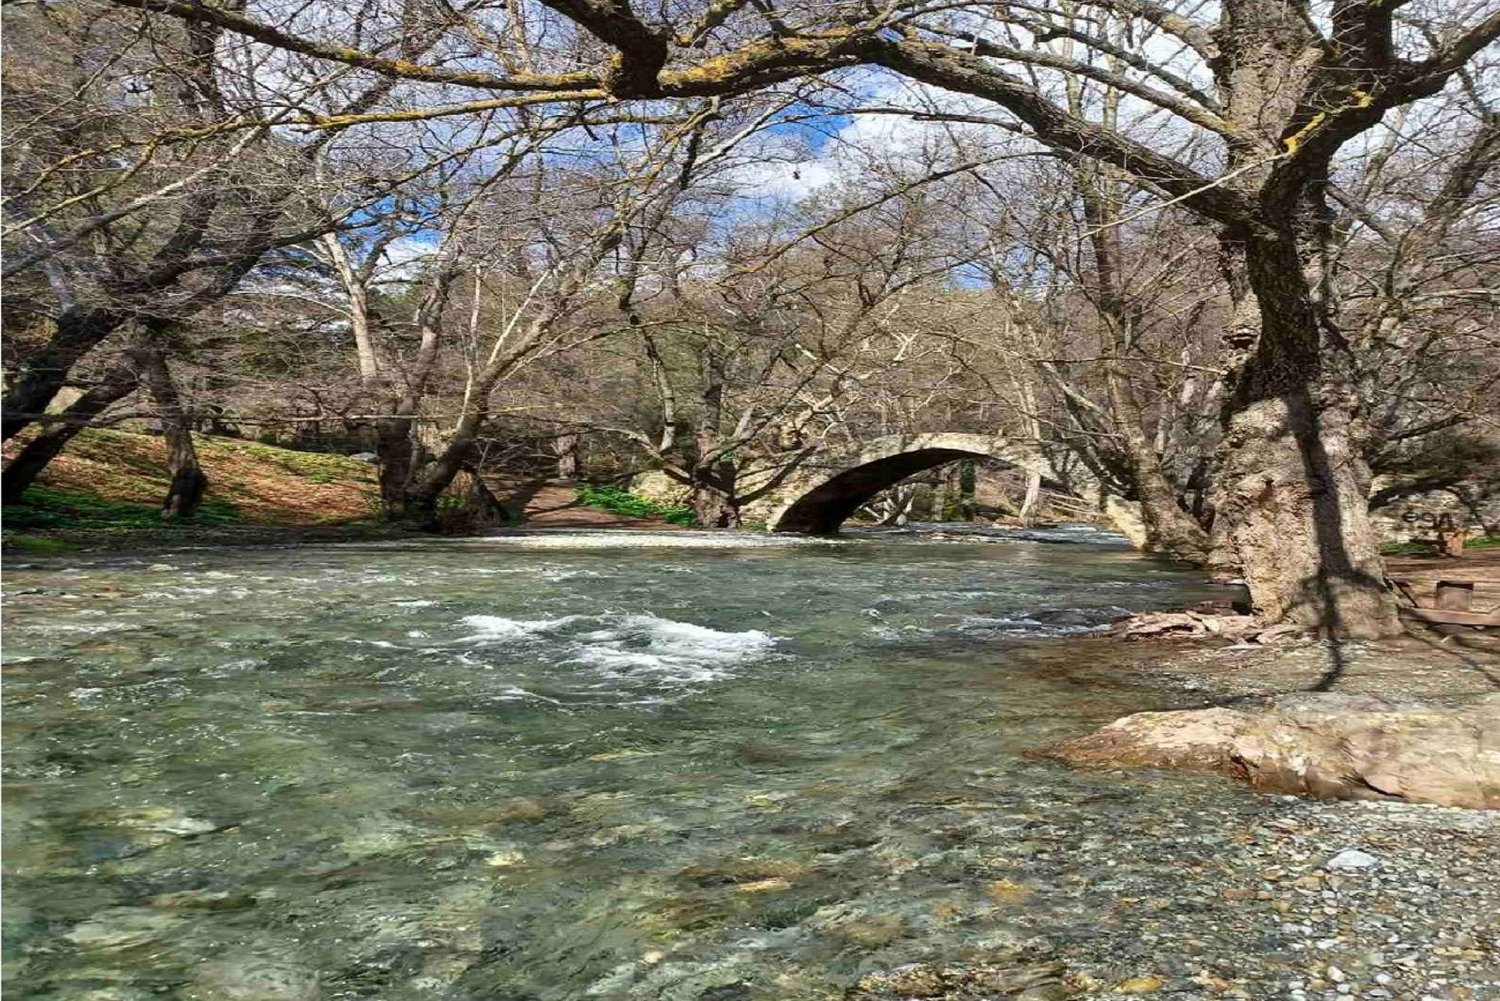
[767,433,1066,534]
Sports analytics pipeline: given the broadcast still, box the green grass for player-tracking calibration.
[4,484,246,531]
[576,484,694,526]
[1382,533,1500,555]
[4,534,81,553]
[198,438,371,480]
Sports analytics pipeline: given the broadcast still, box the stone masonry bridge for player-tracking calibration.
[767,433,1071,534]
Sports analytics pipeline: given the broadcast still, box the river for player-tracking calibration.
[3,526,1275,999]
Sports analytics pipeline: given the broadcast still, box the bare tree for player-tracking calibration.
[39,0,1500,631]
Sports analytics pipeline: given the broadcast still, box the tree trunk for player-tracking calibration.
[2,365,138,505]
[461,466,511,526]
[1016,470,1042,526]
[403,443,469,528]
[1128,449,1213,563]
[3,308,121,442]
[1104,366,1212,563]
[1216,233,1399,638]
[132,342,207,519]
[691,461,739,528]
[1217,391,1396,636]
[374,416,422,517]
[430,466,511,534]
[554,433,581,480]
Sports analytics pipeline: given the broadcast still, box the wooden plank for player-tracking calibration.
[1398,606,1500,627]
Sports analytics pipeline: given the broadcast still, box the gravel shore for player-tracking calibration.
[1031,793,1499,1000]
[1005,633,1500,1000]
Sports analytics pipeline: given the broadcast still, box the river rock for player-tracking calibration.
[151,888,256,911]
[1324,849,1379,871]
[1043,694,1500,809]
[65,908,180,951]
[195,951,321,1000]
[846,959,1071,999]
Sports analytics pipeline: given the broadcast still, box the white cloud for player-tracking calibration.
[374,235,441,282]
[726,159,841,201]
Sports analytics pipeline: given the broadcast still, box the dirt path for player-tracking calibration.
[489,479,689,530]
[1386,547,1500,614]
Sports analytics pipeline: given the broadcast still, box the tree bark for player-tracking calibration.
[1114,433,1212,562]
[3,308,122,442]
[1104,375,1213,562]
[2,365,138,505]
[1016,470,1042,526]
[1216,234,1398,637]
[1217,391,1396,636]
[691,461,739,528]
[131,340,208,519]
[374,416,424,517]
[554,432,581,479]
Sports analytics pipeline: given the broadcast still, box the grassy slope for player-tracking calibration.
[4,429,382,549]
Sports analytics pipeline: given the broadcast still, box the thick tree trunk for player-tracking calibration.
[374,416,423,517]
[2,365,138,505]
[1129,452,1213,563]
[692,486,738,528]
[132,342,207,519]
[1216,233,1399,638]
[403,445,469,528]
[160,433,208,518]
[691,462,739,528]
[1217,392,1396,637]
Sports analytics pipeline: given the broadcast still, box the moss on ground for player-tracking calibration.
[6,484,244,531]
[3,429,384,551]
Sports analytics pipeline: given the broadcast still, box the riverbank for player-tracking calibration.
[999,624,1499,999]
[1052,626,1500,704]
[1,430,687,553]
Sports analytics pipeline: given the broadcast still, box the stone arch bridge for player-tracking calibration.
[766,433,1081,535]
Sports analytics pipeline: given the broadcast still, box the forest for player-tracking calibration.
[5,0,1498,640]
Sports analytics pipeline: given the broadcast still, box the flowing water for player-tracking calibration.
[4,527,1248,999]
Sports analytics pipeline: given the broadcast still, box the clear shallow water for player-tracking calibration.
[4,527,1236,999]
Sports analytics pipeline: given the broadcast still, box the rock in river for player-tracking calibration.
[1044,693,1499,809]
[847,958,1072,1000]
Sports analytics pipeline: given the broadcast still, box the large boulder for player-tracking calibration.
[1045,694,1500,809]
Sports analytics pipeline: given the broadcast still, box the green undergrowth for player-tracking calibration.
[1382,533,1500,555]
[4,534,81,553]
[4,485,245,532]
[576,484,694,526]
